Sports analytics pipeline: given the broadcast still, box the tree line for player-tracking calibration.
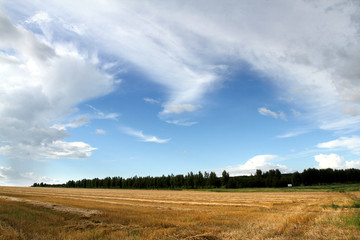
[32,168,360,189]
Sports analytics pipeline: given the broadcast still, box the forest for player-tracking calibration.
[32,168,360,189]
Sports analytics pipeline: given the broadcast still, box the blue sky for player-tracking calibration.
[1,0,360,186]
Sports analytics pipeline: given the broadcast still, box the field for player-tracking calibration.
[0,187,359,239]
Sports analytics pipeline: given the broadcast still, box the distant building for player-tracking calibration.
[288,184,292,187]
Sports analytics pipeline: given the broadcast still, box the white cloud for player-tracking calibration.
[3,1,219,120]
[165,119,198,126]
[319,116,360,132]
[316,137,360,169]
[314,153,360,169]
[120,127,170,144]
[0,166,59,186]
[3,0,360,129]
[258,108,278,119]
[0,10,117,165]
[163,104,197,114]
[317,136,360,154]
[87,104,119,120]
[345,160,360,169]
[341,104,360,117]
[98,113,119,120]
[38,141,96,159]
[1,1,360,184]
[223,155,291,176]
[315,153,344,169]
[25,11,51,24]
[0,141,96,160]
[277,129,308,138]
[52,116,89,130]
[258,107,287,121]
[96,129,106,135]
[144,98,160,104]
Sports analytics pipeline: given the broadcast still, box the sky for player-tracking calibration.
[1,0,360,186]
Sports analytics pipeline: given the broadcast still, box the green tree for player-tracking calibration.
[291,171,302,186]
[256,169,262,178]
[194,171,205,188]
[208,172,220,188]
[221,170,230,187]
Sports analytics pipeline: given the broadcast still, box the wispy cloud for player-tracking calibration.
[120,127,170,144]
[165,119,198,126]
[96,129,106,135]
[51,116,89,130]
[258,107,287,121]
[4,0,360,130]
[319,116,360,132]
[277,129,308,138]
[87,105,119,120]
[317,136,360,154]
[19,0,220,118]
[144,97,160,104]
[163,104,197,115]
[24,11,51,24]
[2,0,360,185]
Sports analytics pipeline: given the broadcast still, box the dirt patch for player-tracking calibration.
[0,195,101,217]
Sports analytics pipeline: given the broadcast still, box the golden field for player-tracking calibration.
[0,186,359,239]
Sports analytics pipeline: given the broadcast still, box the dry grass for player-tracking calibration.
[0,187,359,239]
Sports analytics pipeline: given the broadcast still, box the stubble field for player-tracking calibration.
[0,186,359,239]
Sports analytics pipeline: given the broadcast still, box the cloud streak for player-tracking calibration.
[276,129,309,139]
[258,107,287,121]
[144,98,160,104]
[317,136,360,154]
[165,119,198,127]
[52,116,89,131]
[120,127,170,144]
[163,104,197,115]
[87,105,119,120]
[96,129,106,135]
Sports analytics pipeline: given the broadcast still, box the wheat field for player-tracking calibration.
[0,186,359,239]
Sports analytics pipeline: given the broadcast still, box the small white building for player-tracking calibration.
[288,184,292,187]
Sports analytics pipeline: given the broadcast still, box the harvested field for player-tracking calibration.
[0,187,359,239]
